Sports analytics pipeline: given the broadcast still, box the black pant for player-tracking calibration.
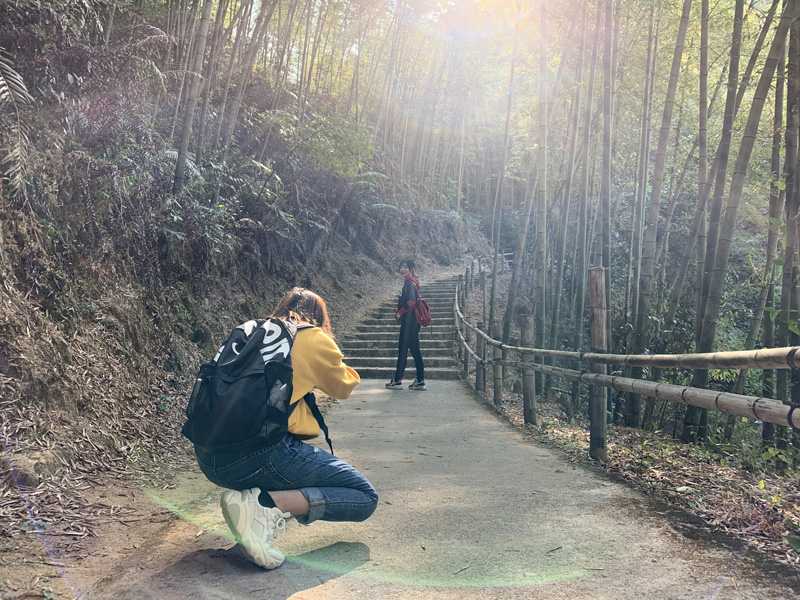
[394,312,424,382]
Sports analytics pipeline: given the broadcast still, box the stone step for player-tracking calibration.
[360,318,455,327]
[355,324,454,333]
[347,331,453,341]
[354,366,463,380]
[346,348,454,359]
[371,304,454,315]
[340,339,453,352]
[350,277,461,380]
[376,297,454,305]
[345,356,456,368]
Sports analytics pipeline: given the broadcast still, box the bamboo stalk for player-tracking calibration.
[493,318,504,406]
[463,317,472,376]
[522,316,536,425]
[476,321,486,392]
[588,266,608,461]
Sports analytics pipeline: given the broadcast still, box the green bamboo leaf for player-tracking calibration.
[0,46,33,198]
[788,535,800,554]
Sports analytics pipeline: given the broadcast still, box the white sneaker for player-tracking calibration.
[220,488,290,569]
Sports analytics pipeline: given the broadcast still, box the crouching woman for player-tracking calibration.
[193,288,378,569]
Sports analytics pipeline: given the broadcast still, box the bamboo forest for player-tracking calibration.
[2,0,800,597]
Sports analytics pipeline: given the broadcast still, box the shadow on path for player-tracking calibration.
[84,540,370,599]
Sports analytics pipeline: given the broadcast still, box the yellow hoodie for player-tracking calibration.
[288,326,360,438]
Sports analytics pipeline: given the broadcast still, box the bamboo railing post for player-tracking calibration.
[463,317,472,376]
[476,321,486,391]
[493,319,503,405]
[468,262,474,293]
[454,282,461,362]
[521,315,536,425]
[588,267,608,462]
[458,275,464,311]
[480,270,487,325]
[456,305,463,364]
[463,268,470,301]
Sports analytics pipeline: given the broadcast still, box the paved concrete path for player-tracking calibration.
[83,380,800,599]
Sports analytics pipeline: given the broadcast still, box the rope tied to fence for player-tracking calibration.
[785,347,800,370]
[787,404,800,431]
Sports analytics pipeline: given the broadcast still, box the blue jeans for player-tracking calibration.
[195,434,378,525]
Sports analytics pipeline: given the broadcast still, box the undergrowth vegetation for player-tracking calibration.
[0,0,487,540]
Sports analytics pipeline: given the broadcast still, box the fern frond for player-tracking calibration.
[350,180,377,191]
[0,47,33,199]
[355,171,389,182]
[131,57,167,94]
[369,203,400,212]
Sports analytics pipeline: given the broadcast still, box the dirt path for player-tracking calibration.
[34,379,793,599]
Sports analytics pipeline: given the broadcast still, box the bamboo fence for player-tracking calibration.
[454,258,800,442]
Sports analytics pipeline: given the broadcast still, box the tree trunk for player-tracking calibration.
[210,0,253,154]
[725,23,785,441]
[631,0,692,421]
[626,5,655,335]
[601,0,613,357]
[683,0,793,443]
[296,0,313,119]
[170,0,201,140]
[777,3,800,459]
[194,0,230,165]
[570,0,602,409]
[533,1,549,392]
[219,0,279,158]
[699,0,744,332]
[456,107,467,213]
[547,0,587,355]
[488,7,520,339]
[172,0,213,194]
[667,0,777,330]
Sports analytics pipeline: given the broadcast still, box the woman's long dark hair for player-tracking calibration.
[270,288,332,337]
[399,259,415,275]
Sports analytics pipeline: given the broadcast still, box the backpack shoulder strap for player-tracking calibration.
[303,391,333,454]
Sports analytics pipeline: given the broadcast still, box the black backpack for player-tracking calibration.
[181,318,333,454]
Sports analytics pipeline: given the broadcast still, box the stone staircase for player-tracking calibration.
[340,279,462,380]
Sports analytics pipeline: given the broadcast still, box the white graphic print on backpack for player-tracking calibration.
[181,319,333,455]
[182,320,299,453]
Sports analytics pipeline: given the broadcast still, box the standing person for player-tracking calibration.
[386,259,426,390]
[193,288,378,570]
